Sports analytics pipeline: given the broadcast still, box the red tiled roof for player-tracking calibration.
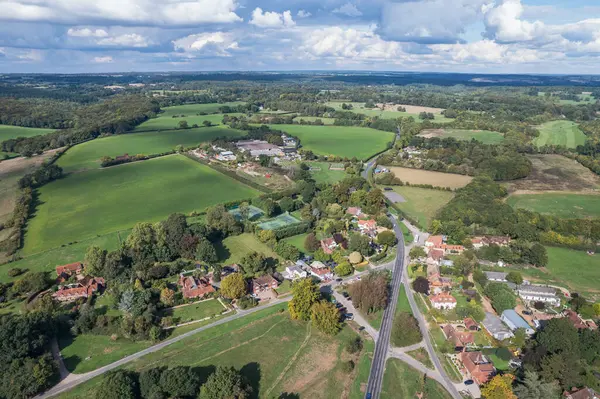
[426,235,444,247]
[347,207,362,216]
[429,249,445,261]
[430,293,457,303]
[56,262,83,276]
[460,351,495,385]
[358,219,377,229]
[179,276,215,299]
[464,318,479,330]
[311,267,331,276]
[52,276,104,301]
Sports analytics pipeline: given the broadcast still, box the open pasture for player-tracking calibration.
[136,112,244,132]
[507,193,600,219]
[386,186,454,228]
[385,166,473,189]
[58,305,363,399]
[22,155,259,255]
[326,101,452,123]
[0,124,56,142]
[292,116,335,125]
[271,124,394,160]
[419,128,505,144]
[307,161,348,184]
[58,127,245,172]
[533,121,587,149]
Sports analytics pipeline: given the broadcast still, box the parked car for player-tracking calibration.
[335,278,343,282]
[342,292,349,298]
[384,187,393,191]
[464,380,474,385]
[522,310,532,315]
[344,313,354,320]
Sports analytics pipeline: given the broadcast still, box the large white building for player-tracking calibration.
[516,285,560,306]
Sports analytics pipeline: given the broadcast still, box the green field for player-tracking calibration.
[283,233,310,253]
[541,247,600,296]
[270,124,394,160]
[23,155,259,255]
[507,193,600,219]
[136,111,245,132]
[58,127,245,172]
[307,161,348,184]
[162,299,227,325]
[326,102,453,123]
[533,121,587,149]
[58,305,363,398]
[216,233,281,265]
[420,128,505,144]
[387,186,454,229]
[0,124,56,142]
[381,358,452,399]
[292,116,336,125]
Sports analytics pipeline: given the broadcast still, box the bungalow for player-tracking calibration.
[482,312,514,340]
[357,219,377,236]
[178,275,215,299]
[320,237,338,254]
[283,265,308,280]
[251,275,279,296]
[516,285,560,306]
[56,262,83,281]
[501,309,535,335]
[442,324,474,351]
[464,318,480,331]
[52,276,104,302]
[460,351,495,385]
[430,293,457,310]
[563,387,599,399]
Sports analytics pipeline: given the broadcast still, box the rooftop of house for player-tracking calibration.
[311,267,331,275]
[464,318,479,330]
[426,235,444,247]
[252,274,278,286]
[484,271,507,281]
[428,249,445,261]
[430,293,457,303]
[462,351,495,370]
[311,261,327,269]
[347,207,362,216]
[357,219,377,229]
[56,262,83,276]
[563,387,599,399]
[483,312,512,335]
[321,237,336,247]
[502,309,532,330]
[517,284,557,296]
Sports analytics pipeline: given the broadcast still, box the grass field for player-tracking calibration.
[269,124,394,160]
[381,358,452,399]
[0,124,56,142]
[540,247,600,296]
[419,128,505,144]
[0,230,125,283]
[533,121,587,149]
[292,116,335,125]
[326,101,453,123]
[58,304,363,399]
[283,233,310,253]
[22,155,259,255]
[58,127,246,172]
[387,186,454,229]
[507,193,600,218]
[386,167,473,189]
[216,233,281,265]
[307,161,348,184]
[135,111,245,132]
[161,299,227,325]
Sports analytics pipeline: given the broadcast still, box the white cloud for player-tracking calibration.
[483,0,545,42]
[332,3,363,17]
[97,33,150,47]
[249,8,296,28]
[93,56,113,63]
[67,28,108,38]
[0,0,242,26]
[172,32,240,56]
[301,26,405,61]
[430,39,548,63]
[297,10,311,18]
[17,49,43,62]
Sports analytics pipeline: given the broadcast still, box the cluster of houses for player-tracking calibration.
[423,235,510,267]
[484,271,561,307]
[52,262,105,302]
[317,207,384,256]
[284,260,333,282]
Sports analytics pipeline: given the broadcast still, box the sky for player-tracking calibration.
[1,0,600,74]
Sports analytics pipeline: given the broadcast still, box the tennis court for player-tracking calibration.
[258,212,301,230]
[228,205,264,221]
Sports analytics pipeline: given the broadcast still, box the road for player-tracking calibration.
[364,215,406,398]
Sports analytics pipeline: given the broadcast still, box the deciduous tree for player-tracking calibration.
[220,273,246,300]
[311,301,341,335]
[289,278,320,321]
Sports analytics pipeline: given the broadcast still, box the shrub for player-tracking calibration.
[7,268,24,277]
[341,360,355,373]
[345,337,363,354]
[391,312,422,347]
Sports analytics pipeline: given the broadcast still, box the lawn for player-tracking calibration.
[507,193,600,219]
[22,155,260,255]
[161,299,227,325]
[269,124,394,160]
[283,233,310,253]
[349,338,375,399]
[215,233,281,265]
[386,167,473,189]
[0,124,56,142]
[307,161,348,184]
[407,347,434,369]
[388,186,454,229]
[533,121,587,149]
[381,358,452,399]
[325,101,453,123]
[420,128,505,145]
[58,127,246,172]
[58,304,363,399]
[482,347,511,371]
[0,230,125,283]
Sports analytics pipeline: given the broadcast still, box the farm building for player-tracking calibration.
[235,140,284,157]
[501,309,535,335]
[482,312,514,340]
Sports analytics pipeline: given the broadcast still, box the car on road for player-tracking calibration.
[344,313,354,320]
[335,303,343,308]
[335,278,343,282]
[366,393,372,399]
[464,380,474,385]
[342,292,349,298]
[384,187,393,191]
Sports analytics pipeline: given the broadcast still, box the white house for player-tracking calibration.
[216,151,236,161]
[283,265,307,280]
[429,293,457,310]
[517,285,560,306]
[310,266,333,281]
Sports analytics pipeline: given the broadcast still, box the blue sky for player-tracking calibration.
[0,0,599,74]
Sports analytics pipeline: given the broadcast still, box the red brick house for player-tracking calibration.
[460,351,495,385]
[251,275,279,295]
[178,275,215,299]
[55,262,83,282]
[52,277,105,302]
[320,237,338,254]
[442,324,474,352]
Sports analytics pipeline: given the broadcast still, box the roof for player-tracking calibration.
[56,262,83,276]
[502,309,531,330]
[347,207,362,216]
[564,310,589,329]
[482,312,512,336]
[429,249,445,261]
[179,276,215,298]
[517,284,557,296]
[321,237,336,247]
[311,261,327,269]
[252,275,278,286]
[484,271,507,281]
[311,267,331,276]
[426,235,444,247]
[563,387,599,399]
[358,219,377,229]
[464,318,479,329]
[430,293,457,303]
[286,265,304,274]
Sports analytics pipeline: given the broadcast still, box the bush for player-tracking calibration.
[341,360,355,373]
[391,312,422,347]
[7,268,24,277]
[345,337,363,354]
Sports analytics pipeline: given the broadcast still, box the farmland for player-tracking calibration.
[385,166,473,189]
[507,193,600,219]
[0,124,56,142]
[380,358,451,399]
[215,233,281,265]
[22,155,259,255]
[419,128,505,144]
[57,127,245,172]
[271,124,394,159]
[58,305,364,399]
[307,161,348,184]
[135,111,244,132]
[325,101,453,123]
[292,116,335,125]
[533,121,587,149]
[386,186,454,229]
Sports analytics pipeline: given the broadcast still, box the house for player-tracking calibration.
[281,135,297,147]
[320,237,338,254]
[482,312,514,340]
[564,310,598,330]
[424,235,464,255]
[283,265,308,280]
[471,236,511,249]
[485,271,507,282]
[426,249,445,266]
[460,351,495,385]
[425,235,444,250]
[357,219,377,236]
[429,273,453,294]
[563,387,599,399]
[501,309,535,335]
[52,277,104,302]
[215,151,236,161]
[464,318,480,331]
[430,293,457,310]
[347,207,363,217]
[178,275,215,299]
[310,262,333,281]
[516,285,560,306]
[56,262,83,280]
[442,324,474,351]
[251,275,279,296]
[333,233,348,250]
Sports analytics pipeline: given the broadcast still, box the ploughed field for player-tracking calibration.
[22,155,259,255]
